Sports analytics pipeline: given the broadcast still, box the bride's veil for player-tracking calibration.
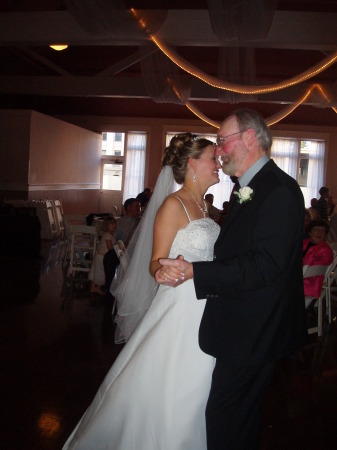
[111,165,177,343]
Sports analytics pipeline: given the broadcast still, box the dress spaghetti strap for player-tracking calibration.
[174,196,191,223]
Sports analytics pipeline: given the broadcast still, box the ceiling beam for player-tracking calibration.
[1,10,337,51]
[95,47,158,78]
[0,75,335,107]
[15,47,72,76]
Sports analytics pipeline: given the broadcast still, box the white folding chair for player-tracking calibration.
[30,200,58,240]
[325,254,337,323]
[111,204,124,218]
[68,225,98,278]
[62,214,87,265]
[53,200,65,237]
[63,214,87,238]
[303,264,331,336]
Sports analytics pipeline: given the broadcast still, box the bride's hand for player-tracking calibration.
[158,255,193,286]
[155,264,181,286]
[155,255,188,287]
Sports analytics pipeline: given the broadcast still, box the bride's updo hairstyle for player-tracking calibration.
[162,133,214,184]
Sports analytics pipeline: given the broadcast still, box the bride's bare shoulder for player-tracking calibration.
[156,191,188,221]
[161,191,186,209]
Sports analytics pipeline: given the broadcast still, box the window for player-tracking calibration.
[271,138,325,207]
[102,132,125,156]
[123,132,147,202]
[101,132,147,201]
[102,163,123,190]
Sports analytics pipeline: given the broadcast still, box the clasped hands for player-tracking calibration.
[155,255,193,287]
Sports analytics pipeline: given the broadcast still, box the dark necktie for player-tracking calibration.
[229,180,240,205]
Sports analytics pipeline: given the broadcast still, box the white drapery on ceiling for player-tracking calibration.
[64,1,337,126]
[208,0,277,41]
[140,46,192,104]
[218,47,257,104]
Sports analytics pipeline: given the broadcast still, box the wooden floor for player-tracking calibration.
[1,239,337,450]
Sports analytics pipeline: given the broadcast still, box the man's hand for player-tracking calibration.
[155,255,193,288]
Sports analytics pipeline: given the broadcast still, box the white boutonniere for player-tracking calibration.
[234,186,254,204]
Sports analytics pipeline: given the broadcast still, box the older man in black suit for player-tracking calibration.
[158,109,307,449]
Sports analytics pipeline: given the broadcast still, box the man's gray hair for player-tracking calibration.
[231,109,272,152]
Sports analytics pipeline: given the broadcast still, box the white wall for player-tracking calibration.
[29,110,101,188]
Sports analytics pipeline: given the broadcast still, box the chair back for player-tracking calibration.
[326,255,337,321]
[70,224,97,236]
[69,225,98,248]
[303,264,331,336]
[329,241,337,256]
[63,214,87,239]
[68,225,98,277]
[303,264,330,278]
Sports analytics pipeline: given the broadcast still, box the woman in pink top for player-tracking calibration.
[303,219,334,297]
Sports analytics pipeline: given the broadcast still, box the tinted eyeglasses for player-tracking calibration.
[214,130,247,147]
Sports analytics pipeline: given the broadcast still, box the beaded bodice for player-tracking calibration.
[169,218,220,263]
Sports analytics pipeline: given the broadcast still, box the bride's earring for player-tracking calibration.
[193,171,196,183]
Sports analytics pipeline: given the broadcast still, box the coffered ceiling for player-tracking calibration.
[1,1,337,127]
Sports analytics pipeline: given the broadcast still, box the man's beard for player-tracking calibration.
[220,146,248,176]
[220,154,236,176]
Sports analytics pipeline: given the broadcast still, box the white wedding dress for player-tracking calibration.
[63,212,220,450]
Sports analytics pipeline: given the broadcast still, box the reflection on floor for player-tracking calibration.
[1,239,337,450]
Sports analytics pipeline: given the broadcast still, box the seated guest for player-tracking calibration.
[303,208,312,239]
[103,241,124,298]
[327,194,336,218]
[136,188,152,211]
[303,219,334,297]
[315,186,330,221]
[329,210,337,241]
[204,193,221,222]
[116,198,141,247]
[89,218,117,295]
[309,197,318,220]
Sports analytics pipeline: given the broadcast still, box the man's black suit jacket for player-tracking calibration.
[194,160,308,366]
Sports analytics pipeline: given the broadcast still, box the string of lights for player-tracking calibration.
[129,9,337,126]
[151,35,337,95]
[186,84,337,128]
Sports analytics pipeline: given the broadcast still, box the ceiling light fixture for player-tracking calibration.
[49,44,68,51]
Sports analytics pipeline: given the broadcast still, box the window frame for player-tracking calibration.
[271,129,329,207]
[100,129,150,199]
[164,128,329,209]
[100,158,125,192]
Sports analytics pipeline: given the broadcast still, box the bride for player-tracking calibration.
[63,133,220,450]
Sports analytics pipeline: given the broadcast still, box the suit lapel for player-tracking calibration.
[216,160,275,246]
[216,194,242,244]
[217,182,241,240]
